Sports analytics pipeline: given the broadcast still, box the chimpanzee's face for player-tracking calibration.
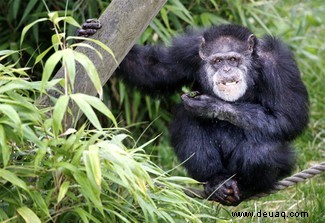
[199,36,255,101]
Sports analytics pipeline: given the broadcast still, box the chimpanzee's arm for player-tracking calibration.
[77,19,204,95]
[182,94,305,140]
[116,31,203,95]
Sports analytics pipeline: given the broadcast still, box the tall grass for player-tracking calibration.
[0,0,324,222]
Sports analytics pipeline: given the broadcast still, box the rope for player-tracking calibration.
[183,162,325,200]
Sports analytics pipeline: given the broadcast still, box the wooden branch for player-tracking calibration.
[37,0,167,125]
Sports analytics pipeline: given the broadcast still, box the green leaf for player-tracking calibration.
[34,45,54,65]
[84,145,102,188]
[34,147,46,170]
[0,208,8,221]
[0,125,9,167]
[52,95,70,137]
[22,125,44,150]
[73,172,104,215]
[165,0,193,24]
[73,208,103,223]
[30,190,50,217]
[0,79,31,93]
[11,0,21,20]
[54,16,81,28]
[0,49,16,57]
[0,104,22,127]
[70,94,102,130]
[69,42,103,59]
[17,0,38,27]
[161,8,171,30]
[85,38,117,64]
[41,50,64,92]
[55,162,79,173]
[166,176,198,184]
[20,18,48,46]
[67,37,117,64]
[63,48,76,88]
[73,51,103,98]
[0,169,28,191]
[17,206,41,223]
[80,94,117,127]
[73,208,90,223]
[48,11,59,23]
[57,181,70,204]
[51,33,64,49]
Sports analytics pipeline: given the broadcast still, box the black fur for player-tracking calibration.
[115,24,309,205]
[114,24,309,205]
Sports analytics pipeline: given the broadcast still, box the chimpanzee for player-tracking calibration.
[78,20,309,205]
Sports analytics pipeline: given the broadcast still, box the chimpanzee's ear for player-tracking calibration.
[247,34,256,52]
[199,37,207,60]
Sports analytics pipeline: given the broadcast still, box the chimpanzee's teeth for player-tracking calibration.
[225,81,237,86]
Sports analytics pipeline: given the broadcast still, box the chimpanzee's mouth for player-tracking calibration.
[217,80,241,86]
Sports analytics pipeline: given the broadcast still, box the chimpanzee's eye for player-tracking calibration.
[214,58,222,64]
[229,57,237,61]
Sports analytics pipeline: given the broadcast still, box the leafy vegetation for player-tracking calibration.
[0,5,215,223]
[0,0,324,222]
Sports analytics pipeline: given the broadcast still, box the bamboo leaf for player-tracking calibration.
[17,0,38,27]
[34,45,54,65]
[51,33,64,49]
[0,208,8,220]
[48,12,59,23]
[63,48,76,88]
[17,206,41,223]
[34,147,46,170]
[52,95,70,137]
[69,42,103,59]
[0,79,61,94]
[84,38,117,64]
[80,94,117,127]
[54,16,81,28]
[73,51,103,98]
[20,18,48,46]
[0,169,28,191]
[73,208,90,223]
[0,49,16,57]
[0,104,21,127]
[0,125,9,167]
[11,0,21,20]
[55,162,79,173]
[161,8,171,30]
[73,207,103,223]
[73,172,104,215]
[30,190,50,217]
[22,125,44,150]
[57,181,70,204]
[70,94,102,130]
[0,79,31,93]
[41,50,64,92]
[67,36,117,64]
[84,146,102,189]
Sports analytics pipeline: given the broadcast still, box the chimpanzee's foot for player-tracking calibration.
[76,19,102,37]
[205,178,241,206]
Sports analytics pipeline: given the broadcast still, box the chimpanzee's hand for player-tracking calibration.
[181,92,224,118]
[76,19,102,37]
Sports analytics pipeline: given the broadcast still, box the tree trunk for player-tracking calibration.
[37,0,167,125]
